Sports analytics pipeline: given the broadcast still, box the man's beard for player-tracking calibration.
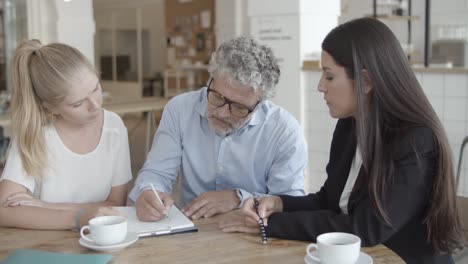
[208,115,251,137]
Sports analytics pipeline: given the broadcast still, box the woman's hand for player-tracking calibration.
[218,196,283,233]
[3,192,50,208]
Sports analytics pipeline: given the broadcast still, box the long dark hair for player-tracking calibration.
[322,17,464,253]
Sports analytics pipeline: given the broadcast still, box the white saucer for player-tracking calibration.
[304,251,373,264]
[79,232,139,252]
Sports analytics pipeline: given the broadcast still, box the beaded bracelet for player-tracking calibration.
[75,209,85,230]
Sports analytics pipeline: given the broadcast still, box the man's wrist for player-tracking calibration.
[141,186,161,197]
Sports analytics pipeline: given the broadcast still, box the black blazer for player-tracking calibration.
[266,118,453,264]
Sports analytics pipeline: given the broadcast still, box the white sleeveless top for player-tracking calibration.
[0,110,132,203]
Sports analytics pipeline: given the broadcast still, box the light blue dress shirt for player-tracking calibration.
[129,88,307,206]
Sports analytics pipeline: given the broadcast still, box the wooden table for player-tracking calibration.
[0,97,169,155]
[0,215,403,264]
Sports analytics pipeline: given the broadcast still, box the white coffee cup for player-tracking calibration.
[305,232,361,264]
[80,215,127,246]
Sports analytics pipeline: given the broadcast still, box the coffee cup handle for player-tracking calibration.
[306,244,320,263]
[80,225,94,243]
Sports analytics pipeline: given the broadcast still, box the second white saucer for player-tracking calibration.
[304,250,373,264]
[79,232,139,252]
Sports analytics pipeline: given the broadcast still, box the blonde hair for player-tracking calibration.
[11,39,96,179]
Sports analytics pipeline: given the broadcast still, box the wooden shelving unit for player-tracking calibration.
[372,0,430,66]
[367,14,419,21]
[372,0,417,61]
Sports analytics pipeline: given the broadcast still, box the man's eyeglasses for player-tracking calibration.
[206,78,260,118]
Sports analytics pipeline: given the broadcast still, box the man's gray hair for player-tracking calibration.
[208,37,280,100]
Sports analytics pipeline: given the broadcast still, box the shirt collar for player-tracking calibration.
[247,101,266,126]
[195,88,208,118]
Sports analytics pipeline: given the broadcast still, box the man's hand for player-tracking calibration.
[182,190,240,219]
[135,190,173,221]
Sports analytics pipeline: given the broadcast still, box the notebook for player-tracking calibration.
[114,206,197,237]
[0,249,112,264]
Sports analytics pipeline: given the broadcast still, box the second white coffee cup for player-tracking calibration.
[80,215,127,246]
[306,232,361,264]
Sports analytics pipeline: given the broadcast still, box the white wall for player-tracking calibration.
[249,14,303,123]
[26,0,95,64]
[303,68,468,196]
[299,1,340,62]
[55,0,95,64]
[215,0,249,45]
[415,70,468,197]
[303,70,336,193]
[26,0,58,45]
[247,0,339,127]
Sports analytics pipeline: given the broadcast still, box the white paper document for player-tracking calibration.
[114,206,197,237]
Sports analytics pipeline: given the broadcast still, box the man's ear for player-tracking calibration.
[361,69,372,94]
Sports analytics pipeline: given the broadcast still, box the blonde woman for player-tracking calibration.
[0,40,132,230]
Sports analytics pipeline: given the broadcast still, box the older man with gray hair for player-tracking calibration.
[130,37,307,221]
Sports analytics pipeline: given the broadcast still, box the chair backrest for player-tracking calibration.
[456,136,468,242]
[163,68,188,98]
[0,127,10,166]
[456,136,468,188]
[101,81,143,101]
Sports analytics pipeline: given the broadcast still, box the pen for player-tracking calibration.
[150,183,168,217]
[253,197,268,244]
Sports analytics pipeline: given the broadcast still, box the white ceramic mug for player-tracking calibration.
[80,215,127,246]
[305,232,361,264]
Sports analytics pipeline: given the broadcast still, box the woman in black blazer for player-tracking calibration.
[220,18,465,263]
